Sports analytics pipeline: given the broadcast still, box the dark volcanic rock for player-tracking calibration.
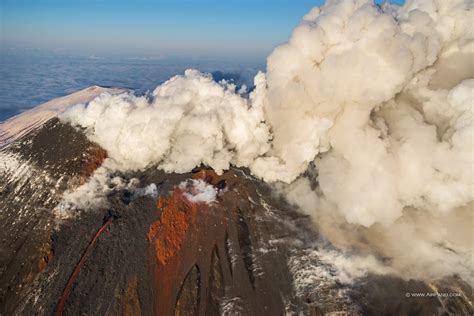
[0,119,108,315]
[0,118,472,316]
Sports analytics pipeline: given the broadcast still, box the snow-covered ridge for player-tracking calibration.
[0,86,126,148]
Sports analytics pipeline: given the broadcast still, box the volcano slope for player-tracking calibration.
[0,104,473,316]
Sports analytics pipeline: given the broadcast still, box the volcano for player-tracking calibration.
[0,87,472,316]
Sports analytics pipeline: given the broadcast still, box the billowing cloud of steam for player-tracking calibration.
[262,0,474,283]
[61,0,473,283]
[62,69,270,174]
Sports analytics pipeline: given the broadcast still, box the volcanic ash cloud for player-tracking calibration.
[61,0,473,283]
[257,0,473,282]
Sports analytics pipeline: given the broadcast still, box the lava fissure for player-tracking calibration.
[54,216,114,316]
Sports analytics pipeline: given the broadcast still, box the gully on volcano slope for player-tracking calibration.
[0,89,472,315]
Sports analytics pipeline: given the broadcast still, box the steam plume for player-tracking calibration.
[61,0,473,283]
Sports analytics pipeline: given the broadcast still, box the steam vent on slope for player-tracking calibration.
[0,0,473,315]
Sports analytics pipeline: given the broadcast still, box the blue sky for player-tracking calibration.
[1,0,404,60]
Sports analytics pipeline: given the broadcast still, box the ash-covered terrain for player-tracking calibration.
[1,0,473,314]
[0,89,472,316]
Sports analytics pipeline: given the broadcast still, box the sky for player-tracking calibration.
[0,0,404,60]
[0,0,405,120]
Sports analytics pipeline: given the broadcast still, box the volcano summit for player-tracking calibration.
[0,93,471,315]
[1,0,473,315]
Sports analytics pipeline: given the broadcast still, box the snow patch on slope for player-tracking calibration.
[0,152,33,190]
[179,179,217,204]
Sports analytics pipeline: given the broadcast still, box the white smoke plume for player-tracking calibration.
[261,0,474,283]
[61,0,473,283]
[61,69,270,174]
